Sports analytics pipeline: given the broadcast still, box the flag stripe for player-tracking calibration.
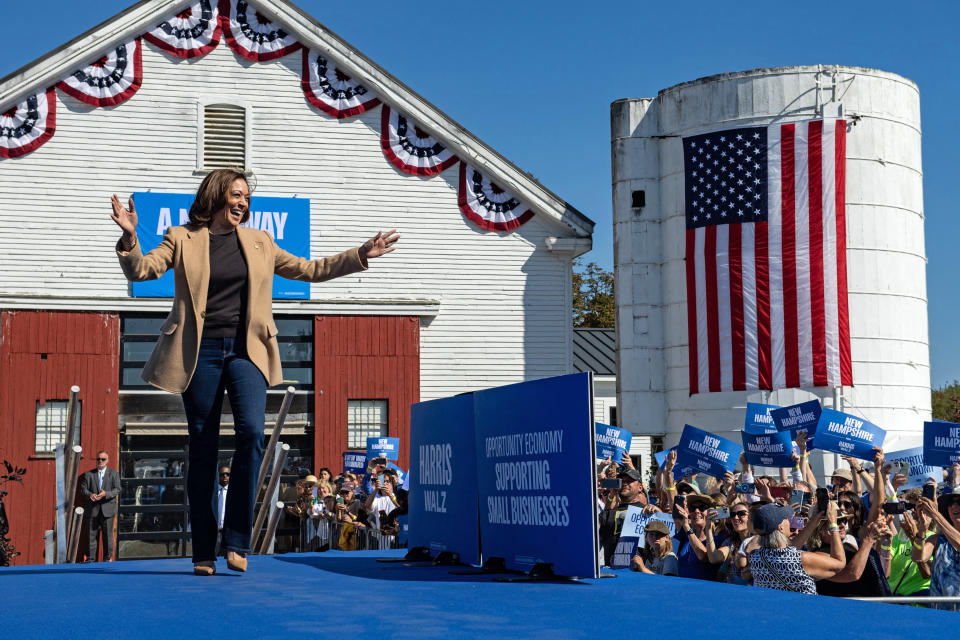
[808,120,827,386]
[729,223,746,390]
[794,124,813,386]
[755,221,772,389]
[835,121,852,384]
[822,120,841,384]
[686,228,699,395]
[695,227,710,393]
[780,124,799,388]
[704,225,721,391]
[716,224,733,391]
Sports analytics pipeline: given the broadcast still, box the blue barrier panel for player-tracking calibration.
[595,422,632,461]
[812,409,885,459]
[924,420,960,466]
[475,372,599,578]
[130,192,310,299]
[408,394,480,564]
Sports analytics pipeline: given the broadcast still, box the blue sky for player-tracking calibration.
[2,1,959,387]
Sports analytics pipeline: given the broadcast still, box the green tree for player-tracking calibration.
[932,381,960,422]
[572,258,614,328]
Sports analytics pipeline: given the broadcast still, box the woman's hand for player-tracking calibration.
[359,230,400,260]
[664,449,677,473]
[110,194,138,238]
[825,498,840,525]
[796,431,808,455]
[917,496,938,520]
[673,505,690,531]
[844,456,862,474]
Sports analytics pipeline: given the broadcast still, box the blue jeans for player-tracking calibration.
[182,337,266,562]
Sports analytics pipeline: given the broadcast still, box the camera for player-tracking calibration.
[599,479,622,489]
[882,502,906,515]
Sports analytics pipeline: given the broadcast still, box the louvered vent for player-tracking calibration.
[203,103,246,170]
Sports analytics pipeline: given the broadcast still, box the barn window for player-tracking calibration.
[346,400,388,449]
[35,400,81,454]
[199,102,249,171]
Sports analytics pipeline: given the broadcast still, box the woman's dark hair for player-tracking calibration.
[318,467,332,480]
[188,167,251,226]
[837,490,866,533]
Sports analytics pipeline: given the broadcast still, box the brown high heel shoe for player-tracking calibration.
[226,551,247,572]
[193,561,216,576]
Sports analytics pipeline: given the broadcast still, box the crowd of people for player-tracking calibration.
[598,434,960,610]
[281,460,409,551]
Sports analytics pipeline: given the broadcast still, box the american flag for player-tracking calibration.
[683,120,852,394]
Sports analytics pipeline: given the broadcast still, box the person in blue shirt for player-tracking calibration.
[672,492,727,580]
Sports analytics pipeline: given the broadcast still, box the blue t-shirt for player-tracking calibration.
[674,531,726,580]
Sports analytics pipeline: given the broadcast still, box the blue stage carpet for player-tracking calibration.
[0,550,954,638]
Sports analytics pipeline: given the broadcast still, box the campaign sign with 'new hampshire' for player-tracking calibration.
[676,425,742,478]
[924,421,960,466]
[342,451,367,473]
[886,447,943,490]
[475,372,598,578]
[595,423,632,461]
[741,430,794,468]
[812,409,885,459]
[366,437,400,461]
[744,403,781,434]
[130,192,310,299]
[770,400,822,441]
[408,394,480,565]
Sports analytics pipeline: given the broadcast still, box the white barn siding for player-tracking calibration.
[0,39,574,399]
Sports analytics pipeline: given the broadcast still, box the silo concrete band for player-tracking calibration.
[611,66,928,479]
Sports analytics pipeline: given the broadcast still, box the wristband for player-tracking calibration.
[912,541,924,550]
[828,525,840,533]
[880,544,892,551]
[665,486,676,491]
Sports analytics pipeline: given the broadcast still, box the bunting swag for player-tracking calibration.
[57,38,142,107]
[301,49,380,119]
[220,0,301,62]
[381,106,458,176]
[0,87,56,158]
[144,1,221,59]
[458,163,534,231]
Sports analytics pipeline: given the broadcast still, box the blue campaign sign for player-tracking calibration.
[812,409,885,459]
[886,447,944,490]
[770,400,822,442]
[676,425,742,478]
[741,430,794,468]
[609,536,639,570]
[654,447,688,480]
[366,437,400,461]
[924,421,960,466]
[408,394,480,565]
[744,403,781,434]
[595,423,632,461]
[129,192,310,299]
[342,451,367,473]
[475,372,598,578]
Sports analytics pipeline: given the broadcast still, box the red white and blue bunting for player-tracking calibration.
[220,0,301,62]
[143,1,221,59]
[0,87,57,159]
[381,106,458,176]
[458,163,534,231]
[56,38,142,107]
[301,49,380,119]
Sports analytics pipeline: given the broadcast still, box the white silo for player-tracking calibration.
[612,66,929,479]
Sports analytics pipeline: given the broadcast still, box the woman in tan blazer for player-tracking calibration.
[111,168,398,576]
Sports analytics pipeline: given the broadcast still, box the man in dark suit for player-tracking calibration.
[81,450,121,562]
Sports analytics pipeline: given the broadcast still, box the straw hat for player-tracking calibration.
[303,475,318,487]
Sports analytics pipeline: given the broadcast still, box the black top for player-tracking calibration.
[816,545,892,597]
[203,230,249,340]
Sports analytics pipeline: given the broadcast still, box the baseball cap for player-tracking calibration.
[831,469,853,483]
[752,503,794,535]
[618,468,643,483]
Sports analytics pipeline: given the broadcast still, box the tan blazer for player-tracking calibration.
[117,224,366,393]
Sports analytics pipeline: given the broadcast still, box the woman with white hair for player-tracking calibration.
[746,502,846,594]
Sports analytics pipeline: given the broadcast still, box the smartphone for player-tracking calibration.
[889,460,911,477]
[790,489,812,509]
[372,457,388,466]
[882,502,906,515]
[599,478,622,489]
[714,507,730,519]
[673,494,686,517]
[769,486,790,500]
[816,487,829,513]
[788,516,806,530]
[923,483,936,501]
[336,495,345,505]
[735,482,755,494]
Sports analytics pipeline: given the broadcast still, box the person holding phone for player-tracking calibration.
[713,502,752,585]
[364,469,400,535]
[746,502,846,594]
[914,485,960,610]
[672,493,727,580]
[598,468,650,565]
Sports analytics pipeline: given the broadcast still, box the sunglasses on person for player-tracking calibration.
[731,510,749,519]
[220,472,230,477]
[838,501,855,510]
[97,457,108,461]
